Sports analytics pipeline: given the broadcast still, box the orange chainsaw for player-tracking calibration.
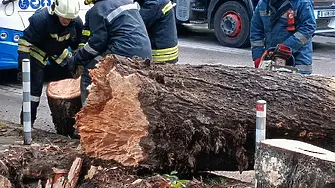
[258,44,299,73]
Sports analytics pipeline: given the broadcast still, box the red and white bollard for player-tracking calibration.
[255,100,267,151]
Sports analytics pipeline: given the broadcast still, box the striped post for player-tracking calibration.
[255,100,266,151]
[22,59,31,145]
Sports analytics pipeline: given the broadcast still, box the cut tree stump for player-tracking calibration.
[47,78,82,137]
[45,54,335,173]
[255,139,335,188]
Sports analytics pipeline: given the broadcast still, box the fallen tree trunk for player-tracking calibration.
[255,139,335,188]
[47,78,82,137]
[0,122,251,187]
[70,55,335,173]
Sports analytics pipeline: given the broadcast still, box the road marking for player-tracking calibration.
[178,39,251,55]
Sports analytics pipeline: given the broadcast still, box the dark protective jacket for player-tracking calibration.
[18,7,83,67]
[250,0,316,74]
[136,0,178,63]
[74,0,152,65]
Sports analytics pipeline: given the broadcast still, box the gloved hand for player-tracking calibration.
[272,43,295,66]
[274,43,292,59]
[59,55,74,67]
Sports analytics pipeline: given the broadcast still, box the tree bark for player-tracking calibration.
[46,78,82,137]
[255,139,335,188]
[71,55,335,173]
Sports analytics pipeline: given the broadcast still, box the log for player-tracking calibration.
[255,139,335,188]
[74,55,335,173]
[71,55,335,173]
[47,78,82,137]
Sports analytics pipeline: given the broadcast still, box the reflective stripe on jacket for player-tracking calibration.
[250,0,316,74]
[137,0,178,63]
[74,0,152,65]
[18,7,83,66]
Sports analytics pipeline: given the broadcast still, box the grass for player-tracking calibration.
[206,176,227,185]
[163,171,190,188]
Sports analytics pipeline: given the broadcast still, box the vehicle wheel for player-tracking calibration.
[176,23,189,35]
[213,1,251,48]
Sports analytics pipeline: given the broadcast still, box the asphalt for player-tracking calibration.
[1,33,335,132]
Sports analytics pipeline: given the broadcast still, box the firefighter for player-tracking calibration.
[135,0,179,64]
[70,0,152,105]
[17,0,83,126]
[250,0,316,74]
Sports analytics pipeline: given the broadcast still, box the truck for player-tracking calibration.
[173,0,335,47]
[0,0,90,70]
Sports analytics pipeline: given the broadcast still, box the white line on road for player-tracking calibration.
[178,39,251,55]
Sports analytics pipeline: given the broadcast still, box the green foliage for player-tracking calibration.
[0,121,6,128]
[163,171,190,188]
[207,176,227,185]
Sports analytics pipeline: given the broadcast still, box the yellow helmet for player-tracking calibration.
[49,0,80,19]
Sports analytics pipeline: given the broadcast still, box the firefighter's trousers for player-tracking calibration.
[20,57,72,126]
[80,59,99,106]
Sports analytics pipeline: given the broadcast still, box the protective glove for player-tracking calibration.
[59,54,73,66]
[274,43,292,59]
[273,43,294,66]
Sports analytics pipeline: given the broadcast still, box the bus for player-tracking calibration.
[0,0,90,70]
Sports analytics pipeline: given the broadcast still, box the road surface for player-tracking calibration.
[1,25,335,132]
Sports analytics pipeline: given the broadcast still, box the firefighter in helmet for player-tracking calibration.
[135,0,179,64]
[17,0,83,128]
[250,0,316,74]
[70,0,152,105]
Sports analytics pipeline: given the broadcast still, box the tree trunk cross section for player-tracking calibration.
[255,139,335,188]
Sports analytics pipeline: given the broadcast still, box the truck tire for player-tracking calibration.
[213,1,251,48]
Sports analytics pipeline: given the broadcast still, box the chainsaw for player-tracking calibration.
[258,44,299,73]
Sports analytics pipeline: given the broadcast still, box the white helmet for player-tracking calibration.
[50,0,80,19]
